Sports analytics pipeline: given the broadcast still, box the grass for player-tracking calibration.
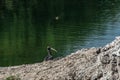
[5,76,21,80]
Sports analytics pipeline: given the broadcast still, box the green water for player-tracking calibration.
[0,0,120,66]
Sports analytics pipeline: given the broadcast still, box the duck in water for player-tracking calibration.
[44,46,57,61]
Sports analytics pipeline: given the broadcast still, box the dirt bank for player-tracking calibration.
[0,36,120,80]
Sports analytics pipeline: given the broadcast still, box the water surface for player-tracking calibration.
[0,0,120,66]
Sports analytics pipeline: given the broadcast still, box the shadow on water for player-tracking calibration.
[0,0,120,66]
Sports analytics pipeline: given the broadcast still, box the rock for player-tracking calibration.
[101,53,110,64]
[0,36,120,80]
[96,48,101,54]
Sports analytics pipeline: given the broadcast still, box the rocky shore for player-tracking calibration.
[0,37,120,80]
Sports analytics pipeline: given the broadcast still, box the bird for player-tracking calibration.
[44,46,57,61]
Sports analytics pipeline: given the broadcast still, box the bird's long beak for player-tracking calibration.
[51,48,57,53]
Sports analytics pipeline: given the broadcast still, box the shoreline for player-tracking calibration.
[0,36,120,80]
